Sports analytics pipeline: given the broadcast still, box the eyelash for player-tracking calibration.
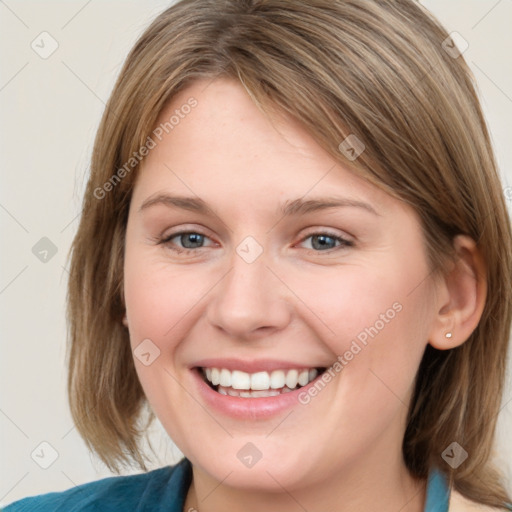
[156,230,354,255]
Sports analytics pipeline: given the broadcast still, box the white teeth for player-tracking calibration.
[211,368,220,386]
[219,369,231,387]
[218,386,290,398]
[251,371,270,390]
[298,369,309,387]
[231,370,251,390]
[285,369,298,389]
[202,366,322,394]
[270,370,286,389]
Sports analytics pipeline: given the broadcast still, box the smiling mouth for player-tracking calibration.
[198,366,327,398]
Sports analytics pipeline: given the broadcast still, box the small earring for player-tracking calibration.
[445,332,453,339]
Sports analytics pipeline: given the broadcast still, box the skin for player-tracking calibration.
[123,78,487,512]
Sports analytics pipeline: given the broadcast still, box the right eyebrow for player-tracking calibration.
[139,194,210,214]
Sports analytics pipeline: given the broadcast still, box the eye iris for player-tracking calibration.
[181,233,204,249]
[311,234,336,251]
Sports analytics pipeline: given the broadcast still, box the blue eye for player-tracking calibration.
[299,233,353,252]
[161,231,212,253]
[158,230,353,255]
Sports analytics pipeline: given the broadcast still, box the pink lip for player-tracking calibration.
[192,358,325,373]
[190,366,327,419]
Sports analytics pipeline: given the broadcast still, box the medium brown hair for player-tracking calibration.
[66,0,512,507]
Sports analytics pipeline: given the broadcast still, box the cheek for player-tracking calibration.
[122,248,211,433]
[124,250,209,345]
[280,260,411,350]
[285,253,432,401]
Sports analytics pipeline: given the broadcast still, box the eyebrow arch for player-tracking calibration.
[138,193,380,216]
[281,197,380,216]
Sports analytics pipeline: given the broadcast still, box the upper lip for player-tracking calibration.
[192,358,327,374]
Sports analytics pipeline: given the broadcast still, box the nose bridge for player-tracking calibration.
[207,237,290,338]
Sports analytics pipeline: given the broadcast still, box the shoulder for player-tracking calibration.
[450,489,511,512]
[1,458,191,512]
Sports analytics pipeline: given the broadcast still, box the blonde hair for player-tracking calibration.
[66,0,512,507]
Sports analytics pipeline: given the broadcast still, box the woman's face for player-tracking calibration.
[123,78,438,490]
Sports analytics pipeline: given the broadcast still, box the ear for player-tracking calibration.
[122,313,129,327]
[428,234,487,350]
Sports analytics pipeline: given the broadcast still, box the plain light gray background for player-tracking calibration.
[1,0,511,506]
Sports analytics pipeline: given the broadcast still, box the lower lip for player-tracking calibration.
[191,368,323,419]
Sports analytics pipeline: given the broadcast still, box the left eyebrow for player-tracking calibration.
[280,197,380,217]
[138,193,380,217]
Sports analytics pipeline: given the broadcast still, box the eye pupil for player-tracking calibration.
[181,233,204,248]
[311,234,336,250]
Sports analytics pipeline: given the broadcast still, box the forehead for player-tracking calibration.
[130,78,397,217]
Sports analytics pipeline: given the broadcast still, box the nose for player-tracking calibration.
[206,247,292,341]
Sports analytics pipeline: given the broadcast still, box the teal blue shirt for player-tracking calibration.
[0,459,457,511]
